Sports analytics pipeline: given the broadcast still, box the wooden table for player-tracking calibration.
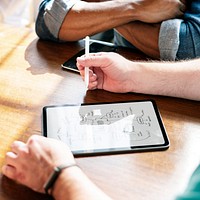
[0,23,200,200]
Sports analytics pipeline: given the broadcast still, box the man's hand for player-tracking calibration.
[77,52,136,93]
[133,0,186,23]
[2,135,75,193]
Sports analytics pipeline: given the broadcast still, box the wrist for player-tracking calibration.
[51,165,82,199]
[43,163,78,196]
[125,61,143,93]
[113,1,139,21]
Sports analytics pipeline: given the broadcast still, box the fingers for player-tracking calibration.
[88,74,98,90]
[4,151,17,166]
[2,141,28,181]
[179,0,186,12]
[78,66,98,89]
[2,151,17,178]
[85,70,98,90]
[2,152,23,182]
[76,52,109,72]
[172,1,186,18]
[3,141,28,168]
[27,135,42,153]
[76,52,115,90]
[89,81,98,90]
[77,52,113,68]
[180,0,187,5]
[11,141,27,155]
[27,135,51,165]
[2,164,17,180]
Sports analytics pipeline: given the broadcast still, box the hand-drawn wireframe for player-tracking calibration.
[45,101,166,152]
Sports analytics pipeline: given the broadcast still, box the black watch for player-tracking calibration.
[43,163,77,195]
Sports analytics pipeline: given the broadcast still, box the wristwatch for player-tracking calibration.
[43,163,77,195]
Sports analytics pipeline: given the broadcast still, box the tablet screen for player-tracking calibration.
[42,100,169,156]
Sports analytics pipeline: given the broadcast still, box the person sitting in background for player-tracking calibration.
[76,52,200,101]
[35,0,188,60]
[114,0,200,60]
[2,134,200,200]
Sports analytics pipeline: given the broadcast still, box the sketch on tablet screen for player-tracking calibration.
[45,101,165,153]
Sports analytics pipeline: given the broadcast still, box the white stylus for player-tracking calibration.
[85,36,90,88]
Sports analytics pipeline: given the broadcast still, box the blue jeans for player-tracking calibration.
[35,0,200,60]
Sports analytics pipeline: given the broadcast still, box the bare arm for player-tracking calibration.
[59,1,135,41]
[2,135,111,200]
[131,59,200,100]
[77,52,200,101]
[59,0,185,41]
[115,22,161,59]
[53,166,111,200]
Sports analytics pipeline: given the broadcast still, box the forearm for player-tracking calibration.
[129,59,200,100]
[115,22,161,59]
[53,166,112,200]
[36,0,184,41]
[59,1,136,41]
[59,0,184,41]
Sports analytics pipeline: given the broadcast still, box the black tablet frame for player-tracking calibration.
[42,100,169,157]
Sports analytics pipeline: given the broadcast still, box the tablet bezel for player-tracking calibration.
[42,100,169,157]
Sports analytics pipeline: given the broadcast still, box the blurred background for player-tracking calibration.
[0,0,42,27]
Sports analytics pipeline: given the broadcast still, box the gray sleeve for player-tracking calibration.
[44,0,80,39]
[159,19,183,61]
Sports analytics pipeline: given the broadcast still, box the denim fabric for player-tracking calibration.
[176,0,200,60]
[159,19,182,61]
[160,0,200,60]
[35,0,79,42]
[35,0,59,41]
[113,1,200,60]
[36,0,200,60]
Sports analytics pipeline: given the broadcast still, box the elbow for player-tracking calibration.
[35,16,59,42]
[35,6,60,42]
[58,29,84,42]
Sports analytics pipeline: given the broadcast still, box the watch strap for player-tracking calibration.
[43,163,77,195]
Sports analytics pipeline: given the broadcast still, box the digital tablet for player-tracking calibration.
[42,100,169,156]
[61,41,118,73]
